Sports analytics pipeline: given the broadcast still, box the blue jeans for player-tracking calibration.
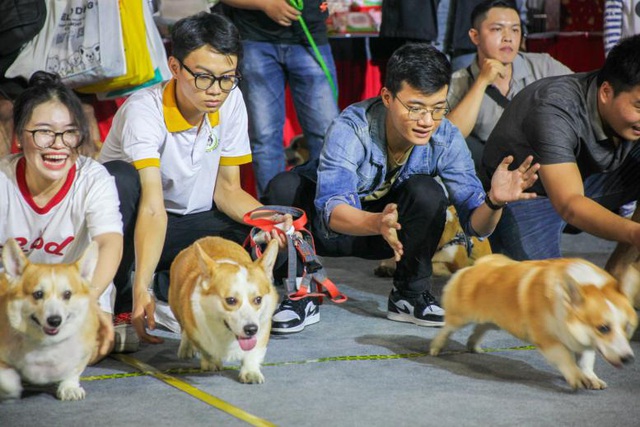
[491,150,640,260]
[239,41,340,197]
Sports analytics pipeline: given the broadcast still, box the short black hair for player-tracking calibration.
[171,12,242,63]
[385,43,451,96]
[598,34,640,95]
[471,0,519,29]
[13,71,88,148]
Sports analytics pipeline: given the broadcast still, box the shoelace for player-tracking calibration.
[421,291,440,306]
[113,312,133,326]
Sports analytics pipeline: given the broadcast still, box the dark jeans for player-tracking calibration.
[103,161,250,312]
[263,171,448,297]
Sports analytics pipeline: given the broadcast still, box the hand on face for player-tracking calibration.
[478,58,508,86]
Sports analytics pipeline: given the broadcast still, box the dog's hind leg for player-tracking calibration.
[577,350,607,390]
[430,324,460,356]
[0,366,22,400]
[199,352,222,372]
[467,323,499,353]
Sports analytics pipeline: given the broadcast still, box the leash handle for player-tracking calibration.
[243,205,308,232]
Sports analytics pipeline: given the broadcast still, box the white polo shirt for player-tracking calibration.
[99,79,252,215]
[0,155,122,264]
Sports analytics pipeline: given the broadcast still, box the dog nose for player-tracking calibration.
[244,324,258,336]
[47,315,62,328]
[621,354,635,365]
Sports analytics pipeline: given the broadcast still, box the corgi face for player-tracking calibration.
[560,264,638,367]
[566,286,637,367]
[193,242,278,352]
[1,238,98,344]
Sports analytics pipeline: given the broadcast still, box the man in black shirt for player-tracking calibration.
[482,34,640,261]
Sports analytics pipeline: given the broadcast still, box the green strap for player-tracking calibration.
[289,0,338,101]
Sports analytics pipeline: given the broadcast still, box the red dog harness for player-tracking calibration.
[243,206,347,304]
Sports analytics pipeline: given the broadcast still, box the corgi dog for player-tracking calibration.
[430,254,639,390]
[169,236,279,384]
[0,238,101,400]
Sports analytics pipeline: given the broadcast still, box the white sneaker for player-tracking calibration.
[147,277,181,334]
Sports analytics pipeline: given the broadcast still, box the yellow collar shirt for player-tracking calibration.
[99,79,252,215]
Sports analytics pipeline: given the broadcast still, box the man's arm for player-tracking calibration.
[90,232,123,298]
[214,164,262,223]
[447,59,507,137]
[131,166,167,343]
[541,162,640,246]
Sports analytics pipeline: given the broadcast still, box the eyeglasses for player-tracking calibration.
[179,60,241,92]
[395,96,450,121]
[24,129,81,149]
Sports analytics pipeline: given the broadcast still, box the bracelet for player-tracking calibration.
[485,193,506,210]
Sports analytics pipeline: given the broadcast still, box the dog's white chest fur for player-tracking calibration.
[13,334,88,385]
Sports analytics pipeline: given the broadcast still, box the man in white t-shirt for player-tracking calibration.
[99,13,292,344]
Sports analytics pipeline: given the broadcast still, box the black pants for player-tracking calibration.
[104,161,250,312]
[263,171,448,297]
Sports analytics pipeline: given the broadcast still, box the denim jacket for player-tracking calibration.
[312,97,486,239]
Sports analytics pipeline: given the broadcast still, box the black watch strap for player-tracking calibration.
[485,193,506,210]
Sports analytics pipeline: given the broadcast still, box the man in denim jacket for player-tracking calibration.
[265,43,539,328]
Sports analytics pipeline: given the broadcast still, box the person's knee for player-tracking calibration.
[402,175,448,218]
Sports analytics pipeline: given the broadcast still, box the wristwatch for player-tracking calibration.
[485,193,506,210]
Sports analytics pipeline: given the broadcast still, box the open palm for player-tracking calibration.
[490,155,540,203]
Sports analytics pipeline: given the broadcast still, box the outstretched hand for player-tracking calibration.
[379,203,403,261]
[489,155,540,204]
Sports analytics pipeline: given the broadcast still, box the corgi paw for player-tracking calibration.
[467,344,484,353]
[567,374,607,391]
[0,369,22,399]
[200,358,222,372]
[583,376,607,390]
[429,345,442,356]
[57,385,86,401]
[239,369,265,384]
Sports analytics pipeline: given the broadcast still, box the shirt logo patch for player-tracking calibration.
[206,128,220,152]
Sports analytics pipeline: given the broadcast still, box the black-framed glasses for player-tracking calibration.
[395,96,450,121]
[179,60,241,92]
[24,129,81,149]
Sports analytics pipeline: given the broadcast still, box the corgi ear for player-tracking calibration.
[561,273,584,308]
[194,243,215,290]
[77,241,99,284]
[256,239,279,282]
[2,238,28,281]
[619,261,640,308]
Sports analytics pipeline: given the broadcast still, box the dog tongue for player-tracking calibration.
[237,336,257,351]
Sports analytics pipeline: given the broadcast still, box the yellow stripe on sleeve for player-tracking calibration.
[220,154,252,166]
[132,158,161,170]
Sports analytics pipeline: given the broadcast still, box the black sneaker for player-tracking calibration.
[271,297,320,334]
[387,288,445,327]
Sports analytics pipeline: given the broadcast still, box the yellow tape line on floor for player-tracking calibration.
[84,345,536,381]
[110,354,276,427]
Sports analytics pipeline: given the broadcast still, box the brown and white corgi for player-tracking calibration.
[430,254,639,390]
[169,236,279,384]
[0,238,102,400]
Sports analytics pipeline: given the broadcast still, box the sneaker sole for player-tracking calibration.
[387,311,444,327]
[271,311,320,334]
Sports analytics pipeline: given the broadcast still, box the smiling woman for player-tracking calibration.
[0,71,123,361]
